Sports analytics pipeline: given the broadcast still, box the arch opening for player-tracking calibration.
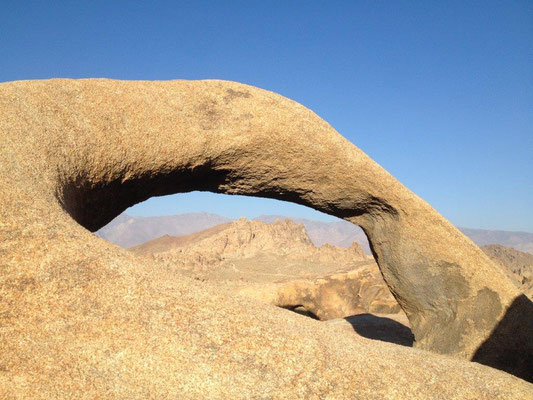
[96,191,372,251]
[2,78,533,391]
[94,191,408,341]
[58,154,532,382]
[36,78,530,381]
[58,163,232,232]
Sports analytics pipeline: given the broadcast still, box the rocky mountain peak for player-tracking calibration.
[131,217,366,271]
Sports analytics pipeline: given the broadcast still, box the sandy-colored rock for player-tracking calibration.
[238,264,401,319]
[1,78,532,397]
[131,217,367,272]
[132,217,395,319]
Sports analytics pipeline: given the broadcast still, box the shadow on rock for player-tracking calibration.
[472,294,533,383]
[344,313,414,347]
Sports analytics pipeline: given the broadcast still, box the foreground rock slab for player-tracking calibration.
[1,79,532,397]
[237,263,401,319]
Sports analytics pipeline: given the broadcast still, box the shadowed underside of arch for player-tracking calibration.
[1,79,532,395]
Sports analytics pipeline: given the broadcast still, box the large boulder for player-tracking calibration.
[1,79,532,397]
[237,263,401,319]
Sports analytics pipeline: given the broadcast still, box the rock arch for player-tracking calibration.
[1,78,532,390]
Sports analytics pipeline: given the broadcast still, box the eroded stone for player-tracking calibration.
[1,79,532,397]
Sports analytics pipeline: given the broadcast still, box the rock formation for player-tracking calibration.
[131,217,366,271]
[1,78,532,397]
[132,217,395,319]
[256,214,372,252]
[238,265,401,319]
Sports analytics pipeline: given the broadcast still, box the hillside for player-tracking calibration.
[96,212,231,248]
[130,218,401,319]
[131,217,368,278]
[464,228,533,254]
[482,244,533,298]
[129,219,533,321]
[98,212,533,255]
[256,214,371,252]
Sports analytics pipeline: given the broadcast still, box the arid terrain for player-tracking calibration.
[130,218,401,319]
[2,79,532,398]
[98,212,533,254]
[482,244,533,299]
[125,216,533,346]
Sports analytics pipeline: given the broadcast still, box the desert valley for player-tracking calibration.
[98,213,533,345]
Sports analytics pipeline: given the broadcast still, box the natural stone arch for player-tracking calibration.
[1,78,531,384]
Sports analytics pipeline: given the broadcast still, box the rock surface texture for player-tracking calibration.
[238,264,402,319]
[1,79,532,398]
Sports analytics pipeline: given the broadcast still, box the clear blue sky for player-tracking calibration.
[2,1,531,230]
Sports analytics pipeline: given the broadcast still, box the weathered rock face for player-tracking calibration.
[132,217,392,319]
[131,217,367,271]
[1,79,532,397]
[239,264,402,320]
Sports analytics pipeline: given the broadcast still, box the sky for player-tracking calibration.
[1,1,531,230]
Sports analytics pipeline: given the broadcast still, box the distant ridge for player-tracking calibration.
[97,212,533,255]
[482,244,533,298]
[460,227,533,254]
[128,218,398,319]
[255,214,371,253]
[96,212,231,248]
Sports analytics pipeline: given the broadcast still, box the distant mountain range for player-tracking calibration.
[96,212,533,255]
[459,228,533,254]
[127,217,399,319]
[96,212,231,248]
